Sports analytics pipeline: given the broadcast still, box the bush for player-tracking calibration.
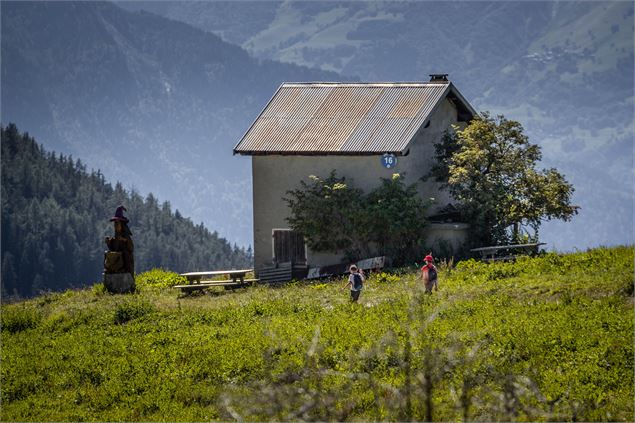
[92,283,107,296]
[285,171,430,264]
[284,171,364,253]
[113,299,155,324]
[135,269,187,289]
[362,174,430,264]
[1,306,41,333]
[373,272,401,284]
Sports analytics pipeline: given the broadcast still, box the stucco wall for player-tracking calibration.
[251,98,465,271]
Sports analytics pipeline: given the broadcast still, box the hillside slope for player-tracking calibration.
[1,124,251,298]
[1,247,633,421]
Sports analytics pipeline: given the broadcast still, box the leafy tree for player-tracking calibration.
[284,171,430,264]
[428,113,579,246]
[362,174,430,263]
[284,171,363,254]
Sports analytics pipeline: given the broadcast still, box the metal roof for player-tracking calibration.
[234,82,475,155]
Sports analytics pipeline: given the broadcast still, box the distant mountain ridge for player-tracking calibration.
[118,0,635,250]
[1,1,349,248]
[3,1,633,250]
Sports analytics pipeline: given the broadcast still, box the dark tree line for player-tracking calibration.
[1,124,252,299]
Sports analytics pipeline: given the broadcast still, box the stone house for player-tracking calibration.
[234,75,476,279]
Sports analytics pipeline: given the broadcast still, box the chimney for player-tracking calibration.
[429,74,449,83]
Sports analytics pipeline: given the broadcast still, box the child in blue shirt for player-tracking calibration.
[342,264,365,302]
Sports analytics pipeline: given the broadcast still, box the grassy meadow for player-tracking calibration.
[1,246,633,421]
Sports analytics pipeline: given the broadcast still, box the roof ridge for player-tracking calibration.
[282,82,449,87]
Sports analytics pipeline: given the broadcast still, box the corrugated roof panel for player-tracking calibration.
[341,86,446,152]
[234,81,470,154]
[295,87,383,151]
[341,89,402,152]
[393,85,448,151]
[313,86,382,119]
[292,86,334,118]
[365,87,404,119]
[290,118,332,151]
[241,86,331,151]
[259,88,299,118]
[365,118,413,152]
[389,90,434,118]
[240,117,312,152]
[260,86,333,119]
[239,119,275,150]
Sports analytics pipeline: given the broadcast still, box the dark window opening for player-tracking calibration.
[428,203,463,223]
[273,229,306,264]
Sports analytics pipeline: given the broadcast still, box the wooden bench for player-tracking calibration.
[175,269,258,293]
[470,243,546,262]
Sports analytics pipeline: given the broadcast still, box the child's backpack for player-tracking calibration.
[352,273,363,290]
[427,266,437,282]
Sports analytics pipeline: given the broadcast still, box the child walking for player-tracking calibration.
[342,264,365,302]
[421,254,438,293]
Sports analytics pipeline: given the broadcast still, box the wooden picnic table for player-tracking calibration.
[470,243,546,262]
[174,269,258,293]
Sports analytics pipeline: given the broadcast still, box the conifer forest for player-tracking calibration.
[1,124,252,299]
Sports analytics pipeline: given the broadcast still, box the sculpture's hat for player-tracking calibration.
[110,205,129,223]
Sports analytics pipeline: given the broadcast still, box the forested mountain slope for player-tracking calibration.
[1,124,251,298]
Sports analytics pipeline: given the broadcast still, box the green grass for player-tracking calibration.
[1,246,633,421]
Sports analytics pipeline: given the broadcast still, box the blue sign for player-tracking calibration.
[381,153,397,169]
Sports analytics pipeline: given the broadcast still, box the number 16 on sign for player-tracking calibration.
[381,153,397,169]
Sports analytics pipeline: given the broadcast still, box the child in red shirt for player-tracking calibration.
[421,254,438,293]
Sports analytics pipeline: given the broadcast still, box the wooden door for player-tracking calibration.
[273,230,306,264]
